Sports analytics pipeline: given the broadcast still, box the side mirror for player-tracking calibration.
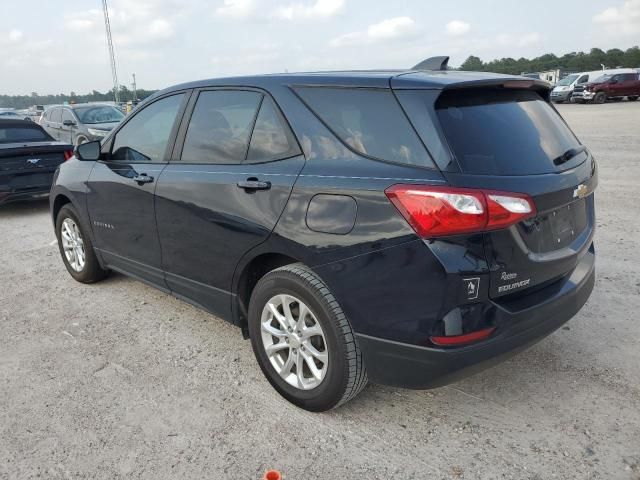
[609,79,618,84]
[75,140,101,161]
[62,119,76,127]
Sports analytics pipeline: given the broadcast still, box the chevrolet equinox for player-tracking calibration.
[50,57,596,411]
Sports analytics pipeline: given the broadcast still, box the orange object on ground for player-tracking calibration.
[263,470,282,480]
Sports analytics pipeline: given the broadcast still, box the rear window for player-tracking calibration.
[435,89,583,175]
[0,125,51,143]
[295,87,432,168]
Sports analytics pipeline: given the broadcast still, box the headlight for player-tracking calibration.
[88,128,108,137]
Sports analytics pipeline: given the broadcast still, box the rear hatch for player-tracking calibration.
[394,81,596,299]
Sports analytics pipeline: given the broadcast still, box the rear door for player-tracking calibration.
[155,88,305,319]
[621,73,640,96]
[395,86,596,298]
[86,92,188,288]
[43,107,62,140]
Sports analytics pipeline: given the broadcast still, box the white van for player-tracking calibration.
[551,68,637,103]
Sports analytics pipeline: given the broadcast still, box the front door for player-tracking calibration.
[86,92,188,288]
[155,89,305,318]
[60,108,77,144]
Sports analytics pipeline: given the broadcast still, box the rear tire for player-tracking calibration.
[55,204,108,283]
[629,96,639,102]
[594,92,607,104]
[248,263,367,411]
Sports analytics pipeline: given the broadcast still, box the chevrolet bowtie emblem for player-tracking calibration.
[573,184,589,199]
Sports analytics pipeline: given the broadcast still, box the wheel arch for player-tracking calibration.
[232,252,301,332]
[51,192,72,224]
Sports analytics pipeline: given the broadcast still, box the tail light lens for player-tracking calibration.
[385,185,536,238]
[63,150,74,161]
[430,327,496,346]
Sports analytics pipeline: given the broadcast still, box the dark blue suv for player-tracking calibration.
[50,59,596,411]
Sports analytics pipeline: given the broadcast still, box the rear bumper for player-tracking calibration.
[0,171,56,205]
[357,249,595,389]
[0,189,51,205]
[551,91,572,101]
[573,91,595,101]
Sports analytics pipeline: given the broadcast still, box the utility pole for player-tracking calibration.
[132,73,137,102]
[102,0,120,103]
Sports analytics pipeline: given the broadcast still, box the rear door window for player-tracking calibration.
[295,87,432,168]
[180,90,262,164]
[50,108,62,123]
[435,89,583,175]
[246,97,300,163]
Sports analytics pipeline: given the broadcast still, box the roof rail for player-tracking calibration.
[412,56,450,71]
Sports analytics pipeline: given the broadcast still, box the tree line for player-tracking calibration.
[0,85,157,110]
[459,47,640,75]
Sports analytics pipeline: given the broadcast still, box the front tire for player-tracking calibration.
[594,92,607,104]
[55,204,108,283]
[248,263,367,411]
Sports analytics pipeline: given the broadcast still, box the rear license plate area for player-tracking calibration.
[518,199,587,253]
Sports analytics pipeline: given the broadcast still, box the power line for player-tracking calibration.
[101,0,120,103]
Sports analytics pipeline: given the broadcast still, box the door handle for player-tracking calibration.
[133,173,154,185]
[237,178,271,191]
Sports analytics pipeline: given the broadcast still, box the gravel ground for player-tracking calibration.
[1,101,639,480]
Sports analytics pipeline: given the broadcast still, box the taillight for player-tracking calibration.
[385,185,536,238]
[63,150,74,161]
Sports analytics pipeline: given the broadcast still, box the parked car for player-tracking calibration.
[552,69,637,103]
[41,104,124,146]
[0,119,73,205]
[50,59,596,411]
[573,71,640,103]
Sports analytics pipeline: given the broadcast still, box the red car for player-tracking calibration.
[573,72,640,104]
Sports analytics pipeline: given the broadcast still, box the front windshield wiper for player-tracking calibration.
[553,145,588,166]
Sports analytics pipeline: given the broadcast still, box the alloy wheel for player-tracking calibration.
[260,294,329,390]
[60,218,86,272]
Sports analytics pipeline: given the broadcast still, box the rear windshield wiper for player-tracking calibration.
[553,145,588,166]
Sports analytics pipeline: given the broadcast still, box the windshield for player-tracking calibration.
[74,106,124,125]
[557,74,579,86]
[435,89,584,175]
[0,125,52,143]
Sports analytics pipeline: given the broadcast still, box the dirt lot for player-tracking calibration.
[1,101,639,480]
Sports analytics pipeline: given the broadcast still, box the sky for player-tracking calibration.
[1,0,639,95]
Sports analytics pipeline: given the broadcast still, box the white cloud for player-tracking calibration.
[368,17,416,39]
[593,0,640,35]
[275,0,344,20]
[63,2,177,51]
[216,0,256,19]
[445,20,470,36]
[8,29,23,42]
[516,32,541,47]
[330,16,418,47]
